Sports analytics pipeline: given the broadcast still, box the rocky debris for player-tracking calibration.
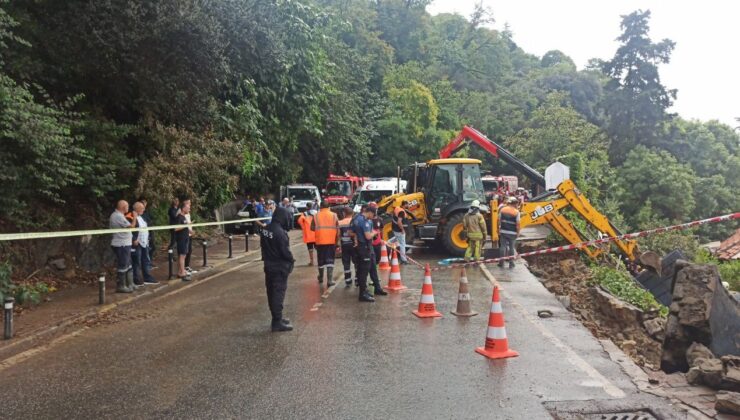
[687,358,724,388]
[687,342,716,367]
[555,295,571,309]
[715,391,740,415]
[722,355,740,391]
[48,257,67,271]
[525,251,663,367]
[643,317,665,340]
[661,262,740,373]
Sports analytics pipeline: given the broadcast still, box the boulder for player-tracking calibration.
[686,342,715,367]
[558,259,576,276]
[643,317,665,339]
[48,257,67,271]
[660,262,740,373]
[686,358,724,388]
[721,355,740,392]
[716,391,740,415]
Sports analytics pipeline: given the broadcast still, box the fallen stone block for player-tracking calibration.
[644,317,666,339]
[715,391,740,415]
[686,342,715,367]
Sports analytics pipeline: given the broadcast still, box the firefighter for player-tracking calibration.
[463,199,487,262]
[498,197,521,268]
[338,206,357,287]
[260,207,295,332]
[312,201,339,286]
[296,202,316,266]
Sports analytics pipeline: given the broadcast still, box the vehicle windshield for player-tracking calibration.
[326,181,351,196]
[461,164,485,202]
[482,180,499,191]
[356,190,391,205]
[288,188,316,201]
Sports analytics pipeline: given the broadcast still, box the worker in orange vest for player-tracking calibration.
[311,201,340,286]
[296,202,317,266]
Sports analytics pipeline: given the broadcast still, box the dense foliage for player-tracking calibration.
[0,1,737,246]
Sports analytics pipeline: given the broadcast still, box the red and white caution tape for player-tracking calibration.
[395,212,740,272]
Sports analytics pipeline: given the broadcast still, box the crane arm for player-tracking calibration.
[440,126,546,188]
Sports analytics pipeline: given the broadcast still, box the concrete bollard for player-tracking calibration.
[245,233,249,252]
[168,248,174,280]
[228,235,233,258]
[4,297,14,340]
[202,240,208,267]
[98,273,106,305]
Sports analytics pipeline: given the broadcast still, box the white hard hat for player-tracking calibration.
[471,199,481,208]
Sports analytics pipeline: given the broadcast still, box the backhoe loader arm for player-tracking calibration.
[441,126,546,188]
[556,179,638,261]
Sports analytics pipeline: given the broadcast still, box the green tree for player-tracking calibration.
[600,10,676,164]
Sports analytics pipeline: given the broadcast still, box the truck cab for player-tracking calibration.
[324,174,366,206]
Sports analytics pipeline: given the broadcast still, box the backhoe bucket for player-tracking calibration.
[639,251,662,275]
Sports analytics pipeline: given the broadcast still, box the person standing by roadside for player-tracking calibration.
[392,201,411,264]
[182,198,198,275]
[462,200,487,262]
[130,201,158,285]
[175,200,193,281]
[280,197,296,230]
[110,200,136,293]
[168,197,180,250]
[351,206,379,302]
[366,202,387,295]
[338,207,357,287]
[260,206,295,332]
[139,197,156,261]
[297,202,316,266]
[497,197,521,268]
[312,201,339,286]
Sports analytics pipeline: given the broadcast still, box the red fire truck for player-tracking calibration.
[323,173,367,206]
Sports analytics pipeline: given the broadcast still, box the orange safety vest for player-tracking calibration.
[312,208,339,245]
[297,212,316,244]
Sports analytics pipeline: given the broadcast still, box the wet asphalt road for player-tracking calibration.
[0,242,686,419]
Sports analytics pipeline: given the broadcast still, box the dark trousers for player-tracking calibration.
[185,238,193,267]
[112,245,132,273]
[368,250,381,289]
[355,245,372,296]
[341,244,357,284]
[132,245,155,284]
[316,244,335,269]
[265,266,289,322]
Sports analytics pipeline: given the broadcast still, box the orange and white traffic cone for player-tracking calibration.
[475,285,518,359]
[412,264,442,318]
[378,241,391,271]
[451,267,477,317]
[386,249,407,292]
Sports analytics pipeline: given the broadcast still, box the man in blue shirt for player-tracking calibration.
[351,206,380,302]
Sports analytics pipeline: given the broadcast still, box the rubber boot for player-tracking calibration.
[115,271,132,293]
[326,267,335,286]
[317,267,324,284]
[125,269,138,291]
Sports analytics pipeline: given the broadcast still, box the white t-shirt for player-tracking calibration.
[137,216,149,248]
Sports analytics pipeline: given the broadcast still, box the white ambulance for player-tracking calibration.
[351,178,407,213]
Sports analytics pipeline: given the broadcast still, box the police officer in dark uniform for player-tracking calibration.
[352,206,380,302]
[366,202,387,296]
[260,206,295,332]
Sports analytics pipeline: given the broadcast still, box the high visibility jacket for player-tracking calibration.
[338,217,354,246]
[297,212,315,244]
[463,211,487,236]
[499,205,520,237]
[312,208,339,245]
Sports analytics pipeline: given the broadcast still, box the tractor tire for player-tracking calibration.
[442,212,468,256]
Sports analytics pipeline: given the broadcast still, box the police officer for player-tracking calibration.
[352,206,380,302]
[338,206,357,287]
[260,206,296,332]
[366,202,387,296]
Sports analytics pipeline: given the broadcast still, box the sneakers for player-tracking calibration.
[143,280,159,285]
[186,267,199,274]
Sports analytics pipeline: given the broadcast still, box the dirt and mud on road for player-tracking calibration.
[523,246,664,369]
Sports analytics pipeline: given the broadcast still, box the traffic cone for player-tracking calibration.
[452,267,478,317]
[412,264,442,318]
[386,249,407,292]
[378,241,391,270]
[475,285,518,359]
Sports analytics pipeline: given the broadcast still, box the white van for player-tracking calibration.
[280,184,321,215]
[351,178,407,213]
